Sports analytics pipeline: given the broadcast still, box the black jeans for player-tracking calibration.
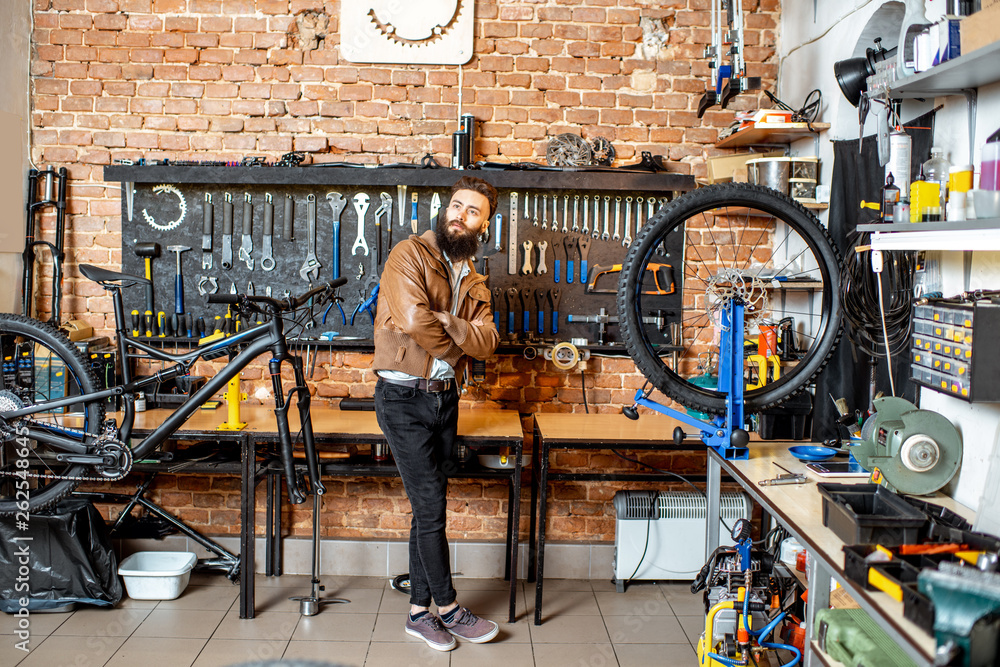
[374,378,459,608]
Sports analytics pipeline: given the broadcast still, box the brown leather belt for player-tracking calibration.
[380,376,455,393]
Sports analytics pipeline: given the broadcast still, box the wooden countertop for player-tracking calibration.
[533,411,691,445]
[716,441,976,665]
[128,405,523,441]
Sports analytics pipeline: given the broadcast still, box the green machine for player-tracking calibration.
[852,397,963,496]
[920,563,1000,667]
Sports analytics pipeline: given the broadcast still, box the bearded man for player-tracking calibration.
[372,175,500,651]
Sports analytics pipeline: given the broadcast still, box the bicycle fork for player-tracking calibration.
[270,355,325,504]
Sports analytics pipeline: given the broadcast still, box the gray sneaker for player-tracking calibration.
[405,613,457,651]
[442,606,499,643]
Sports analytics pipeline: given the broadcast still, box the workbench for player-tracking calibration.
[126,405,524,621]
[705,442,976,667]
[530,411,703,625]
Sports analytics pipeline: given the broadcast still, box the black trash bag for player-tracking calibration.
[0,498,122,612]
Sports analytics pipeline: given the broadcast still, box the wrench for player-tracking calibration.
[494,213,502,252]
[582,195,590,236]
[536,240,548,275]
[505,287,517,336]
[221,193,234,270]
[397,185,407,228]
[552,195,558,234]
[613,196,622,242]
[541,195,548,230]
[562,194,569,233]
[564,236,575,285]
[533,194,539,227]
[602,196,611,241]
[623,196,633,248]
[261,193,276,271]
[572,195,580,232]
[520,287,531,335]
[578,236,591,285]
[521,240,533,275]
[351,193,370,256]
[298,194,321,282]
[549,288,561,335]
[428,192,440,233]
[508,193,519,274]
[239,193,254,270]
[326,192,347,279]
[524,191,530,228]
[637,196,645,229]
[201,193,213,270]
[592,195,601,239]
[534,288,546,335]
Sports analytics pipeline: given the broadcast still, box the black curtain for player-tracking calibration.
[811,110,935,441]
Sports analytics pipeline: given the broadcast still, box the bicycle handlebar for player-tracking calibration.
[206,278,347,313]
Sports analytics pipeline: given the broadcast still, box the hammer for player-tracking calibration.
[134,242,161,313]
[167,245,191,314]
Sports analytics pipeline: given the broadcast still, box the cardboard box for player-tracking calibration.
[961,2,1000,55]
[706,150,782,184]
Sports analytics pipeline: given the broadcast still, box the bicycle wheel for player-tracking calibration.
[618,183,842,415]
[0,314,105,514]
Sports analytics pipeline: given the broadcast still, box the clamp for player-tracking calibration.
[197,275,219,295]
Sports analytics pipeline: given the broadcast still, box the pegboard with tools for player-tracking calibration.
[106,165,695,352]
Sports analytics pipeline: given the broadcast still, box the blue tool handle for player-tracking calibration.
[567,260,575,284]
[411,200,418,226]
[507,311,514,334]
[175,275,184,314]
[581,260,587,284]
[522,310,529,333]
[494,310,500,331]
[332,221,340,279]
[538,311,544,334]
[554,259,561,283]
[552,310,558,335]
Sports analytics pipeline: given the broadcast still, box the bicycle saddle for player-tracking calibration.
[79,263,150,287]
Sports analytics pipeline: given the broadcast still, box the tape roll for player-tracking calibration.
[550,342,580,371]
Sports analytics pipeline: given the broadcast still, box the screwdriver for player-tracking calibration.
[157,311,166,337]
[144,310,153,337]
[131,310,141,337]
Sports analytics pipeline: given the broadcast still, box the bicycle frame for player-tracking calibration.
[7,282,324,504]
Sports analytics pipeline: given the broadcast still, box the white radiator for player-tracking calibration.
[612,491,751,590]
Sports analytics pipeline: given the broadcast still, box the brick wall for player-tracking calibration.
[33,0,779,543]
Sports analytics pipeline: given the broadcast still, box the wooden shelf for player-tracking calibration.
[889,40,1000,98]
[715,122,830,149]
[721,201,829,217]
[858,218,1000,251]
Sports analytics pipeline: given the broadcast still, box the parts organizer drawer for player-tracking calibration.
[910,301,1000,402]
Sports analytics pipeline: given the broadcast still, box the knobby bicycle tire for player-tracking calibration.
[618,183,842,415]
[0,313,105,515]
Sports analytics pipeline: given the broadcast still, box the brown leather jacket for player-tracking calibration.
[373,231,498,379]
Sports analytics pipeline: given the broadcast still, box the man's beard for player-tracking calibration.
[435,215,481,261]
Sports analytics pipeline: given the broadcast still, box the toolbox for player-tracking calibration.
[818,484,927,546]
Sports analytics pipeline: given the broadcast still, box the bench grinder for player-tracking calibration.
[851,397,963,496]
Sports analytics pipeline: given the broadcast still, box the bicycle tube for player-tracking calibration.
[618,183,842,415]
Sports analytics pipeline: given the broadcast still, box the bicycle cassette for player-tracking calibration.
[546,133,594,167]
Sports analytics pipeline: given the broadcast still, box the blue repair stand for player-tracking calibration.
[627,299,750,461]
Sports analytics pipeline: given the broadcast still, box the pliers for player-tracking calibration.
[351,283,379,326]
[322,295,347,325]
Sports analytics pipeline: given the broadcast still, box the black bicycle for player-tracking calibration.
[0,264,346,515]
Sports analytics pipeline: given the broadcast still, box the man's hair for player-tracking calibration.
[450,175,498,220]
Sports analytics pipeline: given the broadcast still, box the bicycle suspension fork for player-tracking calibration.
[270,354,325,504]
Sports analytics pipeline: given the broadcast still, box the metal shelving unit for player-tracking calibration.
[858,218,1000,251]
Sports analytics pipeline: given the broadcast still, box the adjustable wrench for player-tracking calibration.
[623,196,633,248]
[298,194,321,282]
[562,195,569,233]
[521,240,533,275]
[508,193,519,274]
[582,195,590,236]
[536,240,548,275]
[201,193,213,270]
[374,192,392,266]
[613,196,622,242]
[239,193,254,270]
[505,287,518,336]
[326,192,347,280]
[261,193,276,271]
[602,196,611,241]
[534,289,546,335]
[221,193,234,270]
[351,193,370,256]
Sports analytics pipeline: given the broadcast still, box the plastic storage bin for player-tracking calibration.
[117,551,197,600]
[817,484,927,546]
